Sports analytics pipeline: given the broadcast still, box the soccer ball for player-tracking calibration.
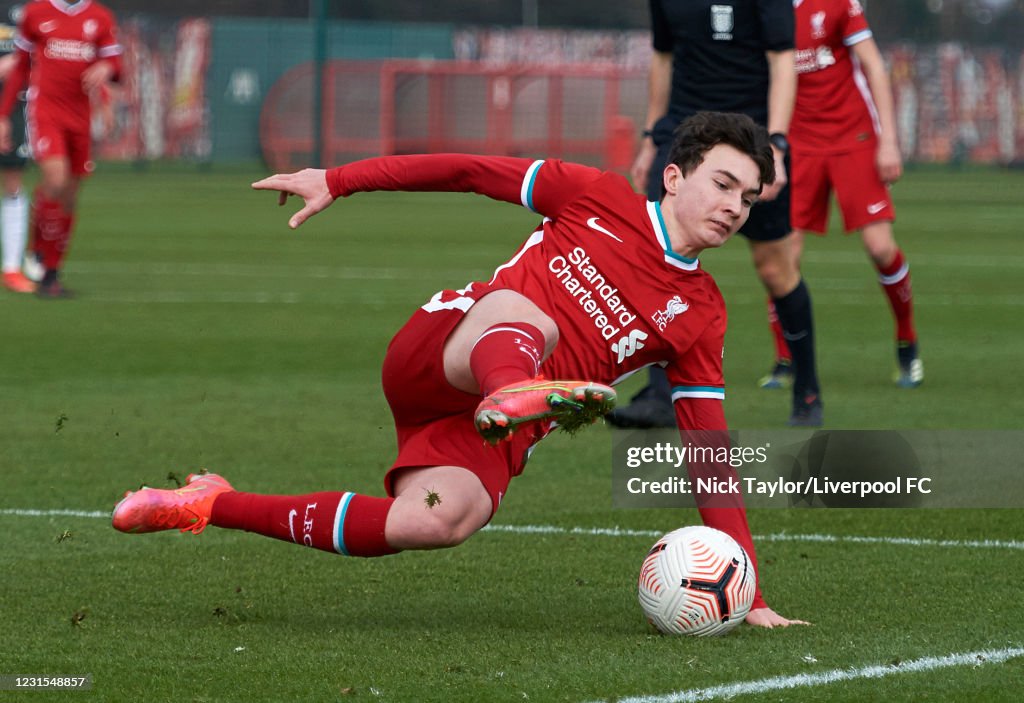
[638,526,756,636]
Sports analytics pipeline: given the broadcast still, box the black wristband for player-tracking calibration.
[642,129,654,140]
[768,132,789,154]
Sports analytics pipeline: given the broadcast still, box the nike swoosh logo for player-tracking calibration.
[586,217,623,242]
[287,509,298,543]
[40,20,57,33]
[174,484,208,494]
[867,201,887,215]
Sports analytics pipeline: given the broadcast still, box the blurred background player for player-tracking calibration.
[0,3,30,293]
[778,0,922,388]
[0,0,122,298]
[614,0,824,428]
[112,112,808,628]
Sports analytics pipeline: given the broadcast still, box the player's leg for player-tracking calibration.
[831,148,920,387]
[442,289,615,442]
[1,165,32,292]
[113,315,498,555]
[760,228,817,390]
[745,156,823,426]
[762,146,826,390]
[30,155,78,297]
[759,151,828,396]
[1,100,32,292]
[861,221,921,386]
[31,119,89,297]
[386,465,493,549]
[111,464,492,556]
[441,289,560,395]
[210,464,490,553]
[747,231,823,426]
[761,296,793,389]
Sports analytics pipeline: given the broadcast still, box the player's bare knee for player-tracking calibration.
[861,223,897,263]
[863,235,897,267]
[756,260,795,297]
[414,510,478,548]
[476,289,559,356]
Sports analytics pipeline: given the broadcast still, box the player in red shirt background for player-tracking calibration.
[0,0,122,297]
[770,0,922,387]
[111,112,808,629]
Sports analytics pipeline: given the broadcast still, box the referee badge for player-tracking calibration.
[711,5,734,41]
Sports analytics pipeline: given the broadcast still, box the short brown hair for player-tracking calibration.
[667,112,775,190]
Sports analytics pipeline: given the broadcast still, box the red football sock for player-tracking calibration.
[31,192,66,270]
[469,322,545,395]
[55,210,75,269]
[210,491,398,557]
[766,298,791,364]
[876,249,916,343]
[698,506,766,610]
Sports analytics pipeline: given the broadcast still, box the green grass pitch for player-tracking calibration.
[1,163,1022,701]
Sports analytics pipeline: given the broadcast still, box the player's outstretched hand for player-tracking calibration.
[746,606,811,629]
[252,168,334,229]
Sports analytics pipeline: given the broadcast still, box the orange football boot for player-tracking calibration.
[112,472,234,535]
[2,271,36,293]
[474,378,616,444]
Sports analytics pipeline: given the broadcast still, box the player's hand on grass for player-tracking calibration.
[745,606,810,629]
[251,168,334,229]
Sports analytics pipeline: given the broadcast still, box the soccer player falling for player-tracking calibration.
[113,112,808,629]
[0,0,122,298]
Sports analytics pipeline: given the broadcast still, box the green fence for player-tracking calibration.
[207,18,456,162]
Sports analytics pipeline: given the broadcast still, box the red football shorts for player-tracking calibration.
[28,115,94,176]
[790,146,895,234]
[380,290,546,518]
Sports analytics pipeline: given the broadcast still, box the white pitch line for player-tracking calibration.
[1,508,109,519]
[481,523,1024,551]
[585,646,1024,703]
[3,511,1024,551]
[755,530,1024,551]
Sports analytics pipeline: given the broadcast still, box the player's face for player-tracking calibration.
[661,144,762,257]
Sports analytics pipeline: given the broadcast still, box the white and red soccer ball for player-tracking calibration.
[638,526,756,636]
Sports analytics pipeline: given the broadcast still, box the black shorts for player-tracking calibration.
[647,118,791,242]
[0,98,28,169]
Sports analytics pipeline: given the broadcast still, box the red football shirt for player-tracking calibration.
[328,154,729,421]
[12,0,121,131]
[790,0,878,154]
